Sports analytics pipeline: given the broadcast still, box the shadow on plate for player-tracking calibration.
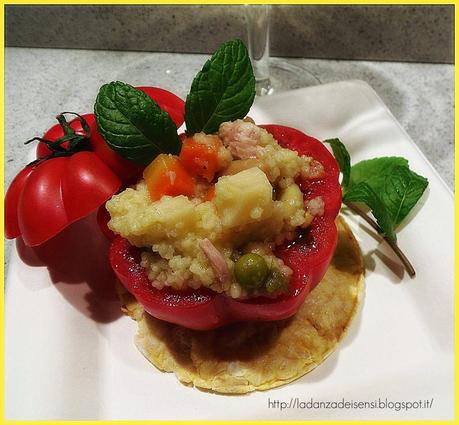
[16,212,122,324]
[341,208,406,282]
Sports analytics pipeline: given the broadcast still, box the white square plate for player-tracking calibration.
[5,80,454,420]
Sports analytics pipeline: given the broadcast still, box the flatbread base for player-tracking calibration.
[118,215,364,394]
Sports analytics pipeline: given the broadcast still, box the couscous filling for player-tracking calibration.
[106,120,325,298]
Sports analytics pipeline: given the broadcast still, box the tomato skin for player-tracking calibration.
[109,125,342,330]
[6,86,185,247]
[6,153,121,247]
[4,166,35,239]
[97,205,116,242]
[37,114,144,183]
[36,87,185,183]
[136,86,185,129]
[87,114,144,183]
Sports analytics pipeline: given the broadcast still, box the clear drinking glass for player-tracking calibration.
[245,4,320,96]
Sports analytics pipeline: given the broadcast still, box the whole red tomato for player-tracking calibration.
[36,87,185,183]
[36,114,144,183]
[5,151,121,247]
[6,87,186,247]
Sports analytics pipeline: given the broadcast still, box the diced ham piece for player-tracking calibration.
[308,159,325,179]
[218,120,265,159]
[305,196,325,217]
[199,238,230,283]
[301,159,325,180]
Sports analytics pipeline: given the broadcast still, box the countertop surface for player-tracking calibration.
[4,47,454,269]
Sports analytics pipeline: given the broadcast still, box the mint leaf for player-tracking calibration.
[324,138,351,190]
[185,39,256,135]
[94,81,181,165]
[343,182,396,241]
[349,156,428,228]
[337,149,427,277]
[349,157,409,190]
[382,165,428,225]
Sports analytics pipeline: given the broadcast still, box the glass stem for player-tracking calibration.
[245,5,272,96]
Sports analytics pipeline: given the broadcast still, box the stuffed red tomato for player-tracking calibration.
[107,120,341,330]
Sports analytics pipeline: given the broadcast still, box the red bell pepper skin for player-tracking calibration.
[109,125,342,330]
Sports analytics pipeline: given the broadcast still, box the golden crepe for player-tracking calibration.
[118,215,364,394]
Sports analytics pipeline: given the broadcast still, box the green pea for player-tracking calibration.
[265,269,289,294]
[234,253,269,289]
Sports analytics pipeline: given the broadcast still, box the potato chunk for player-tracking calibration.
[107,183,220,247]
[279,184,304,216]
[214,167,273,228]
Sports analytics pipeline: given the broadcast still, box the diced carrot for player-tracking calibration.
[143,154,195,201]
[179,137,220,182]
[204,185,216,201]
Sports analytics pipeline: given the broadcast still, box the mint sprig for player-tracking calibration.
[343,182,396,242]
[381,165,429,225]
[349,157,409,190]
[348,157,428,226]
[329,139,429,277]
[324,138,351,190]
[94,81,182,165]
[93,40,256,164]
[184,39,256,135]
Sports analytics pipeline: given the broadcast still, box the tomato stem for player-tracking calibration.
[60,112,91,135]
[56,114,75,137]
[25,112,92,165]
[344,201,416,278]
